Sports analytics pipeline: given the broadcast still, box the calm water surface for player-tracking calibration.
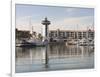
[15,43,94,73]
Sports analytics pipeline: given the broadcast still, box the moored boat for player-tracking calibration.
[66,39,78,45]
[16,38,48,47]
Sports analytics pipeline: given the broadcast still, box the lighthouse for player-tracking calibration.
[41,17,51,41]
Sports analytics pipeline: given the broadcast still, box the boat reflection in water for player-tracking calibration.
[15,43,94,73]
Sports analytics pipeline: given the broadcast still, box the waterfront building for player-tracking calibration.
[49,29,94,41]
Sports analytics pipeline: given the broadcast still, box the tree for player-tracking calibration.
[32,32,37,37]
[15,28,32,39]
[38,33,43,41]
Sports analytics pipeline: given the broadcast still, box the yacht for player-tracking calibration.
[16,36,48,47]
[67,39,78,45]
[78,38,88,46]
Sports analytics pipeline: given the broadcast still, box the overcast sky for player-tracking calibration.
[16,4,94,34]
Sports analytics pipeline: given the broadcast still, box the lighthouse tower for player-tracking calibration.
[41,17,51,41]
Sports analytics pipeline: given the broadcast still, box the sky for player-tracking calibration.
[16,4,94,34]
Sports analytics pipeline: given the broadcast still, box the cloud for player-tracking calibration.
[63,16,93,25]
[49,16,94,30]
[65,8,77,13]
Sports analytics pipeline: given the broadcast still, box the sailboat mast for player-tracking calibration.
[32,26,34,33]
[29,16,33,34]
[77,25,78,41]
[87,26,89,39]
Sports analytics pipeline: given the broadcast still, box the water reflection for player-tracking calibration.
[15,43,94,73]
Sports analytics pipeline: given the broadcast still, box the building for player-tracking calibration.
[49,29,94,41]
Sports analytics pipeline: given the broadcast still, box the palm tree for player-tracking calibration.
[38,33,43,41]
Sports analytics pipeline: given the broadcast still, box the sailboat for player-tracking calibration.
[20,37,47,47]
